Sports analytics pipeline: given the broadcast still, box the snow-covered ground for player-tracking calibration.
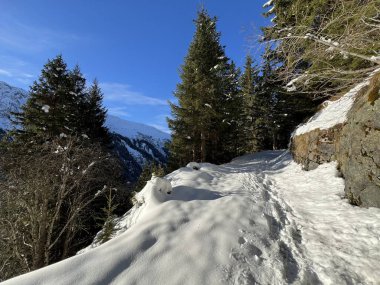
[4,151,380,285]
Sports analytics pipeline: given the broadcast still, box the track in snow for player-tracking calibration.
[223,151,321,285]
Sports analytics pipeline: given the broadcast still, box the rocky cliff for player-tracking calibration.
[291,72,380,207]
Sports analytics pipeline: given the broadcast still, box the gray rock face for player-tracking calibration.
[291,125,342,170]
[338,73,380,207]
[291,72,380,208]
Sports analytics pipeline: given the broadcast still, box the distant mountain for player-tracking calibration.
[0,81,28,130]
[106,115,170,182]
[0,81,170,182]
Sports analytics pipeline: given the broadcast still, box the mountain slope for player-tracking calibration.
[3,151,380,285]
[0,82,170,181]
[106,115,169,182]
[0,81,28,130]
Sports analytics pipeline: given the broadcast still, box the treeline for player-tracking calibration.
[0,56,131,280]
[168,1,380,167]
[167,9,319,167]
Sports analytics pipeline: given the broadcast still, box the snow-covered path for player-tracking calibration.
[3,151,380,285]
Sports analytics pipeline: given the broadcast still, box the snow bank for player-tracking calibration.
[3,151,380,285]
[186,161,200,170]
[5,162,245,285]
[294,69,380,136]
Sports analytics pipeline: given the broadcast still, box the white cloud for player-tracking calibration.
[107,107,130,118]
[0,17,79,52]
[0,68,12,77]
[0,56,36,87]
[148,123,171,134]
[100,82,168,106]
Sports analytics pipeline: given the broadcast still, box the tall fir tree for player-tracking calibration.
[14,55,74,139]
[13,55,109,144]
[168,8,241,165]
[240,55,262,152]
[259,47,320,149]
[84,80,110,143]
[218,61,244,159]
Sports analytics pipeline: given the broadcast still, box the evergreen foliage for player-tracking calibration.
[262,0,380,98]
[133,162,165,192]
[0,55,130,280]
[240,55,270,152]
[168,9,243,165]
[84,80,110,143]
[96,187,118,244]
[13,55,109,144]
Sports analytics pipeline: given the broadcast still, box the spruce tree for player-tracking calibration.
[14,55,74,139]
[13,56,110,144]
[259,47,320,149]
[168,8,239,165]
[240,55,261,152]
[218,61,244,160]
[84,80,109,143]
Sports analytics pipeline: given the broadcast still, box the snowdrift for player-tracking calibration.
[4,151,380,285]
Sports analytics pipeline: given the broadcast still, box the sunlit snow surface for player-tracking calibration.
[4,151,380,285]
[294,69,380,136]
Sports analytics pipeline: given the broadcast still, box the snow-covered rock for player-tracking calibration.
[186,161,200,170]
[291,70,380,207]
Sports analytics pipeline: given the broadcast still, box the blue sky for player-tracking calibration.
[0,0,270,133]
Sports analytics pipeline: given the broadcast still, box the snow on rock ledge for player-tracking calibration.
[292,70,380,207]
[294,79,371,136]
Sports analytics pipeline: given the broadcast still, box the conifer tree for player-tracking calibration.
[13,56,110,144]
[262,0,380,98]
[218,61,244,160]
[14,55,74,139]
[84,80,109,143]
[240,55,261,152]
[168,8,240,165]
[259,47,320,149]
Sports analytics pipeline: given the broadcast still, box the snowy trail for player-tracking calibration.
[224,152,320,285]
[3,151,380,285]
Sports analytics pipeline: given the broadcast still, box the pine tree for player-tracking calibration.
[262,0,380,98]
[84,80,109,143]
[14,55,74,139]
[168,8,239,165]
[240,55,261,152]
[218,61,244,160]
[13,56,110,144]
[259,47,320,149]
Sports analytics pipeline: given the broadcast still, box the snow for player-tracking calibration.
[263,0,273,8]
[105,114,170,142]
[294,70,380,136]
[186,162,200,170]
[41,105,50,113]
[4,151,380,285]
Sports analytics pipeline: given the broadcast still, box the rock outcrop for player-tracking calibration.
[291,72,380,208]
